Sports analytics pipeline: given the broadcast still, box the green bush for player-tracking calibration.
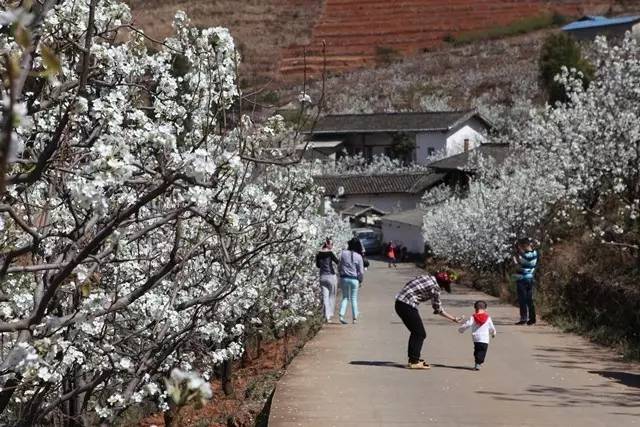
[539,33,594,104]
[375,45,401,65]
[447,14,561,46]
[258,90,281,105]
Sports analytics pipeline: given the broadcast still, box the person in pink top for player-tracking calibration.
[458,300,497,370]
[386,241,397,268]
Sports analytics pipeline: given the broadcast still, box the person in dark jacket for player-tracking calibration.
[316,238,339,322]
[349,233,370,269]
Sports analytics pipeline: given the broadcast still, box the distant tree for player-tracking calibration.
[391,132,416,164]
[539,33,594,104]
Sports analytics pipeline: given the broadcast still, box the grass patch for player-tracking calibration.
[257,90,281,105]
[444,13,569,46]
[275,108,315,130]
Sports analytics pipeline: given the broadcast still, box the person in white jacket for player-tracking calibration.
[458,300,496,370]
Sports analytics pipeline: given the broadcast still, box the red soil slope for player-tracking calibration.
[126,0,323,85]
[279,0,614,78]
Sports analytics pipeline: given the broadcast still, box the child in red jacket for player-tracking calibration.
[458,300,497,370]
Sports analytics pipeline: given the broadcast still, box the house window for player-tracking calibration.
[427,147,435,156]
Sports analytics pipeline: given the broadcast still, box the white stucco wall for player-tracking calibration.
[335,194,421,213]
[446,117,487,156]
[381,221,425,253]
[415,132,447,164]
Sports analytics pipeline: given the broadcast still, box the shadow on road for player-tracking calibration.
[589,370,640,389]
[349,360,406,369]
[349,361,477,371]
[431,363,476,371]
[481,383,640,408]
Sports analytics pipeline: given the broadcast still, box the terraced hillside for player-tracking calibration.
[129,0,631,84]
[279,0,616,78]
[126,0,323,85]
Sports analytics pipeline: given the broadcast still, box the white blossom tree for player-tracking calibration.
[423,34,640,268]
[0,1,348,424]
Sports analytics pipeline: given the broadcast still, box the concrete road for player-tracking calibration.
[269,261,640,427]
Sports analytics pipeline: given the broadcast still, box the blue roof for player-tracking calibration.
[563,15,640,31]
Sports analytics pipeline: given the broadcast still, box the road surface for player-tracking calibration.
[269,260,640,427]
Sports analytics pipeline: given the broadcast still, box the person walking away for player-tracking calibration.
[338,239,365,324]
[458,300,497,370]
[349,233,369,270]
[394,271,462,369]
[513,237,538,325]
[386,241,397,268]
[315,238,339,323]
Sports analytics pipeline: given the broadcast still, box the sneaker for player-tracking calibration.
[527,320,537,325]
[515,320,527,325]
[408,361,431,370]
[339,316,348,324]
[474,364,481,371]
[352,319,358,324]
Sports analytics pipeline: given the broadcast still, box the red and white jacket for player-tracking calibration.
[458,312,497,344]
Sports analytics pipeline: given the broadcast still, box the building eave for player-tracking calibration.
[310,128,450,135]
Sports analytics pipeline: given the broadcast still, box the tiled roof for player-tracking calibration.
[340,204,387,217]
[563,15,640,31]
[314,172,446,196]
[311,110,491,134]
[428,144,512,172]
[381,208,425,227]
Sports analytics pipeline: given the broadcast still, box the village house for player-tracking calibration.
[307,110,492,164]
[314,171,446,213]
[379,208,426,255]
[562,15,640,41]
[373,144,512,253]
[428,143,512,189]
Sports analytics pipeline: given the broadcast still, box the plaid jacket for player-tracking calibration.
[396,275,443,313]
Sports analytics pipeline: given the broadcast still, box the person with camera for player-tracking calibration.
[513,237,539,325]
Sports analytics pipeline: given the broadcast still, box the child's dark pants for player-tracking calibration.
[395,300,426,363]
[474,342,489,364]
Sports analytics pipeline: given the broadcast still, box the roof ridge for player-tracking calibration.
[314,170,433,179]
[324,110,474,118]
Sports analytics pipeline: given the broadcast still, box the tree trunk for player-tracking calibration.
[222,360,234,396]
[0,377,19,416]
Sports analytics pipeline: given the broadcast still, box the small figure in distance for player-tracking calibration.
[385,241,398,269]
[458,300,497,370]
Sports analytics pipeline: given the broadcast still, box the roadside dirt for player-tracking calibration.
[137,327,318,427]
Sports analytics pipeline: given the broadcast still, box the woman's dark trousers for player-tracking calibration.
[395,300,426,363]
